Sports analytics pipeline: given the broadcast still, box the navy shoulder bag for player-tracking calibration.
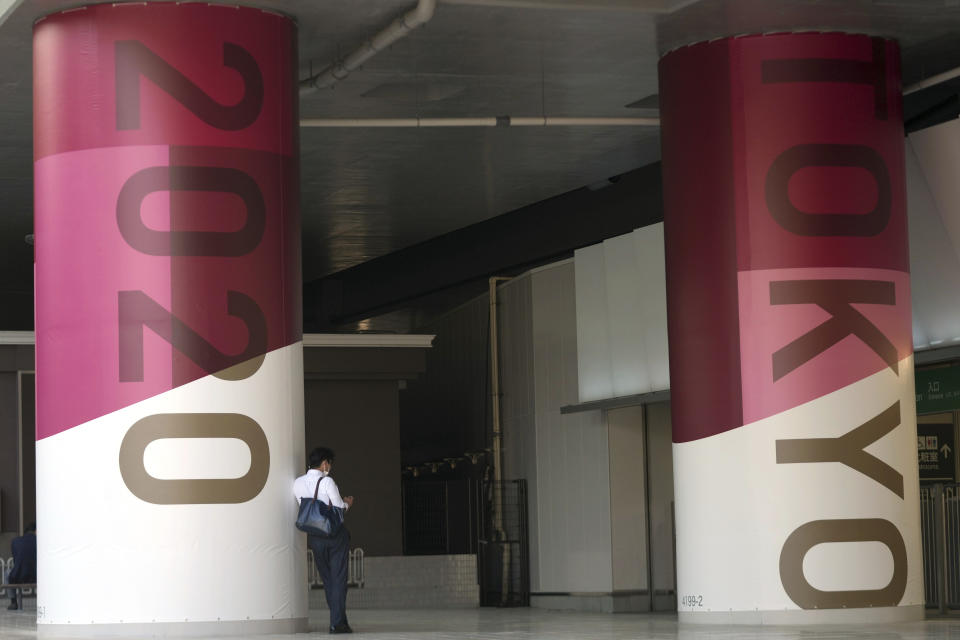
[296,475,345,538]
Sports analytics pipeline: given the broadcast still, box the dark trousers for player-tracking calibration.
[308,527,350,629]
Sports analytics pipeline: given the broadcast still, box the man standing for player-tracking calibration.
[294,447,355,634]
[7,522,37,610]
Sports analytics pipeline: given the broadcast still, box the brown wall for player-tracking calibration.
[0,345,34,533]
[20,373,35,529]
[400,295,491,465]
[304,379,403,556]
[0,371,19,532]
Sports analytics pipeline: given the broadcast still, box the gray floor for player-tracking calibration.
[4,606,960,639]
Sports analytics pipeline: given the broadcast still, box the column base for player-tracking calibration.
[531,592,646,613]
[531,590,677,613]
[38,617,309,637]
[679,605,924,625]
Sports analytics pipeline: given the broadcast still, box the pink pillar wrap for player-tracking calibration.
[660,33,923,623]
[33,4,306,634]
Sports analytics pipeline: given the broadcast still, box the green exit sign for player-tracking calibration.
[916,363,960,415]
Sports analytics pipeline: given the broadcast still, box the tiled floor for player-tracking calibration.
[4,606,960,639]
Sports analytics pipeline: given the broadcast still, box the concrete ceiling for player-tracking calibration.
[2,0,960,330]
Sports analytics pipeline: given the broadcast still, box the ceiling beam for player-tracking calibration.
[437,0,694,12]
[303,162,663,330]
[0,0,23,26]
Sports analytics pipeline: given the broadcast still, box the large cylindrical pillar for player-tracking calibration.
[660,33,922,623]
[33,4,304,635]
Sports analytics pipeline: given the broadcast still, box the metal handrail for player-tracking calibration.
[920,483,960,611]
[306,548,365,589]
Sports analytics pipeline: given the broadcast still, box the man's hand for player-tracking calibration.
[344,496,355,508]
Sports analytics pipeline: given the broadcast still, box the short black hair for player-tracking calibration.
[308,447,335,469]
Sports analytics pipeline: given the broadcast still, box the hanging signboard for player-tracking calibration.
[917,422,955,482]
[915,364,960,414]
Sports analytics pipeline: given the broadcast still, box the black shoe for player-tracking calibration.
[329,623,353,634]
[7,602,18,611]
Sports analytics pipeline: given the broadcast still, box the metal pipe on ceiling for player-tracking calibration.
[487,276,512,607]
[300,0,437,95]
[299,116,661,127]
[904,67,960,96]
[437,0,700,12]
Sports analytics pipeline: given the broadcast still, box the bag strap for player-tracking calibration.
[313,475,323,501]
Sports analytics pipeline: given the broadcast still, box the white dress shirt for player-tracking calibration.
[294,469,349,509]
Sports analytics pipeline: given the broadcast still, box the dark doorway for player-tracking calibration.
[401,477,482,556]
[479,480,529,607]
[19,372,35,532]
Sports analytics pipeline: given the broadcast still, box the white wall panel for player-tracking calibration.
[532,262,613,593]
[905,129,960,349]
[574,244,614,402]
[909,121,960,264]
[634,227,671,391]
[604,234,651,397]
[575,224,669,403]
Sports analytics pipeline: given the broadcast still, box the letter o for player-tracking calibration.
[765,144,891,237]
[779,518,907,609]
[116,165,266,256]
[119,413,269,504]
